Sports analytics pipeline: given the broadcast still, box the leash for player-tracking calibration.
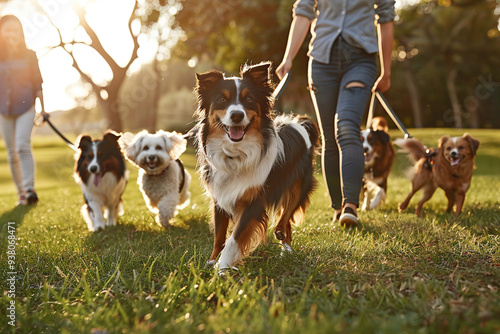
[366,16,412,139]
[371,91,412,138]
[35,113,78,151]
[272,70,291,101]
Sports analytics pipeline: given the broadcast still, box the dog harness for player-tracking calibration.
[153,159,185,192]
[424,148,438,171]
[175,159,186,193]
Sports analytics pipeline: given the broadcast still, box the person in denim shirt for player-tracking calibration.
[0,15,47,205]
[277,0,395,227]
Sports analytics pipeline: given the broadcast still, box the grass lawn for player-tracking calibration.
[0,128,499,333]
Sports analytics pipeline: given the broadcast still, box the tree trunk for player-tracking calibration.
[403,60,423,128]
[150,57,160,132]
[100,94,123,132]
[446,67,463,128]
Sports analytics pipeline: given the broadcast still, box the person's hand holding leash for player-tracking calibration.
[372,73,391,93]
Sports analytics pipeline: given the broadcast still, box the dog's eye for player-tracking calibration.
[458,145,465,150]
[446,146,452,151]
[143,145,149,151]
[244,95,254,102]
[217,96,227,103]
[155,145,162,150]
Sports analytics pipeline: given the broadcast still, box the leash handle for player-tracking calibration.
[34,112,48,127]
[272,71,291,101]
[367,15,411,139]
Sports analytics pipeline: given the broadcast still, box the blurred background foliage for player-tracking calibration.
[170,0,500,130]
[1,0,499,133]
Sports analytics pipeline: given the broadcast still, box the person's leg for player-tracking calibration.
[0,113,25,202]
[308,57,342,215]
[336,44,377,224]
[14,107,37,203]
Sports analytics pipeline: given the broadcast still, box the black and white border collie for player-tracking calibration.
[194,62,320,271]
[74,131,128,231]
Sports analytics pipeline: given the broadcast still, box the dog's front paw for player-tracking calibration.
[156,215,172,229]
[280,242,293,257]
[370,188,386,210]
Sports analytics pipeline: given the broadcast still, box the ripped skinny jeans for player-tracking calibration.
[308,37,377,209]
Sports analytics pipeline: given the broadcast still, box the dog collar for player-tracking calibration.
[150,167,169,177]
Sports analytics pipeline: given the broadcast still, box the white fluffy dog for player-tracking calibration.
[119,130,191,228]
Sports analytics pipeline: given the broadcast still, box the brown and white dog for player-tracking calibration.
[395,134,479,216]
[360,116,395,211]
[193,62,320,271]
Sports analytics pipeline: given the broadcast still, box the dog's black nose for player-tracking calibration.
[450,151,459,158]
[90,165,98,173]
[364,146,369,153]
[230,110,245,124]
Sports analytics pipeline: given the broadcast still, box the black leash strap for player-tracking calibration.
[272,71,291,101]
[36,114,78,151]
[368,91,412,139]
[46,118,78,151]
[175,159,186,192]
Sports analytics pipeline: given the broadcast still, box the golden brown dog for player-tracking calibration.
[395,134,479,216]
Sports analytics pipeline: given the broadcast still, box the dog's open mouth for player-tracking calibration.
[224,123,252,142]
[364,152,374,163]
[450,157,462,166]
[93,173,103,187]
[147,162,158,170]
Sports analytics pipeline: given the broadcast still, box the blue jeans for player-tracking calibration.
[308,37,377,209]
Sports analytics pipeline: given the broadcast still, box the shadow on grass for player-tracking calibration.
[81,216,213,258]
[0,204,34,234]
[0,205,35,255]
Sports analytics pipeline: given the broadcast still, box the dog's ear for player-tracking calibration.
[463,133,480,156]
[119,131,145,164]
[76,135,92,151]
[161,131,187,160]
[196,71,224,92]
[103,130,121,145]
[438,135,450,150]
[241,62,272,87]
[195,70,224,117]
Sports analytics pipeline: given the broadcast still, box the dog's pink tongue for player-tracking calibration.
[451,158,460,166]
[229,126,244,141]
[94,173,102,187]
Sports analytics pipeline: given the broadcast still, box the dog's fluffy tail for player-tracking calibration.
[394,138,427,163]
[297,116,321,151]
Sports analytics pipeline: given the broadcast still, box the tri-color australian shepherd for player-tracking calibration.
[74,131,128,231]
[193,62,320,271]
[360,116,395,211]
